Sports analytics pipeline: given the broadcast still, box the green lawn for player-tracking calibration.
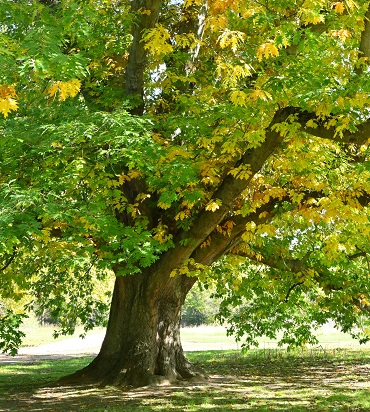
[19,316,105,347]
[21,316,360,349]
[3,322,368,411]
[1,348,370,411]
[180,323,361,348]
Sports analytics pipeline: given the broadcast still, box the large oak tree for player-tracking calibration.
[1,0,370,387]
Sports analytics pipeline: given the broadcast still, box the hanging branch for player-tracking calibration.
[283,281,304,303]
[0,248,17,271]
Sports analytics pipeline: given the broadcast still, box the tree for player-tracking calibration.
[181,283,220,326]
[1,0,370,387]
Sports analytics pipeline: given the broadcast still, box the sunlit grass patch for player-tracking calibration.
[0,349,369,411]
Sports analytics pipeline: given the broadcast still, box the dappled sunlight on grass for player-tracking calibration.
[1,349,370,411]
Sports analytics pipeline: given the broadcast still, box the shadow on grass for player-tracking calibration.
[0,349,370,411]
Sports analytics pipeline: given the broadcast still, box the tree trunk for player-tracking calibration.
[60,268,204,387]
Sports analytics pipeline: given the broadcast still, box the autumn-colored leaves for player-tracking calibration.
[0,79,81,118]
[0,85,18,118]
[47,79,81,101]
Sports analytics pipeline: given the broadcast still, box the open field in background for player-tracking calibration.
[19,316,105,348]
[20,315,366,350]
[181,323,364,348]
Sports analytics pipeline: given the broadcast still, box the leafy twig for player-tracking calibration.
[0,248,17,271]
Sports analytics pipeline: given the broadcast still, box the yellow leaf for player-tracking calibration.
[41,229,51,242]
[207,15,228,32]
[47,79,81,101]
[211,0,240,13]
[330,29,351,41]
[218,30,245,53]
[175,210,190,221]
[0,84,18,118]
[153,223,172,244]
[250,88,272,101]
[205,200,221,212]
[332,2,345,13]
[229,164,252,179]
[67,79,82,97]
[158,202,171,210]
[184,0,202,7]
[299,9,325,25]
[138,8,151,15]
[232,277,242,290]
[256,42,279,61]
[216,59,252,87]
[0,84,17,99]
[241,8,256,18]
[0,97,18,118]
[128,170,142,179]
[117,173,130,185]
[200,237,211,248]
[306,119,318,129]
[230,90,248,106]
[255,253,263,261]
[179,266,189,275]
[142,24,173,57]
[174,33,197,49]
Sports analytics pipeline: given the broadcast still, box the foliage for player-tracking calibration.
[0,310,27,356]
[181,284,220,326]
[1,0,370,355]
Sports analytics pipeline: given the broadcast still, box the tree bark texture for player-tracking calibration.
[60,268,202,387]
[125,0,162,114]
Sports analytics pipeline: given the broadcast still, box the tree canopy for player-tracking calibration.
[1,0,370,369]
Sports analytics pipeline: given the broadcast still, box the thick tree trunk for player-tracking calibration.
[60,268,204,387]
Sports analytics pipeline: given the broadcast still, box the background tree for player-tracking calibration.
[1,0,370,387]
[181,284,220,326]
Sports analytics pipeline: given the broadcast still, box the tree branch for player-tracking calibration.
[155,107,292,276]
[283,281,304,303]
[236,245,370,311]
[125,0,163,114]
[151,2,370,278]
[359,5,370,61]
[191,196,289,266]
[1,248,17,272]
[295,110,370,145]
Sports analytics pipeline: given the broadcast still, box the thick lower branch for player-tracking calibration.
[126,0,162,114]
[155,108,292,276]
[296,109,370,145]
[359,5,370,60]
[191,196,289,266]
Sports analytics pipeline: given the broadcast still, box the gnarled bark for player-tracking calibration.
[60,268,204,387]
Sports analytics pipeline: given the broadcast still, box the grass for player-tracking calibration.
[181,322,360,348]
[20,316,105,347]
[21,315,359,349]
[2,323,369,411]
[1,348,370,411]
[181,325,238,344]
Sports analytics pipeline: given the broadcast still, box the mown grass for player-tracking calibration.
[21,320,360,349]
[1,348,370,411]
[20,316,105,347]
